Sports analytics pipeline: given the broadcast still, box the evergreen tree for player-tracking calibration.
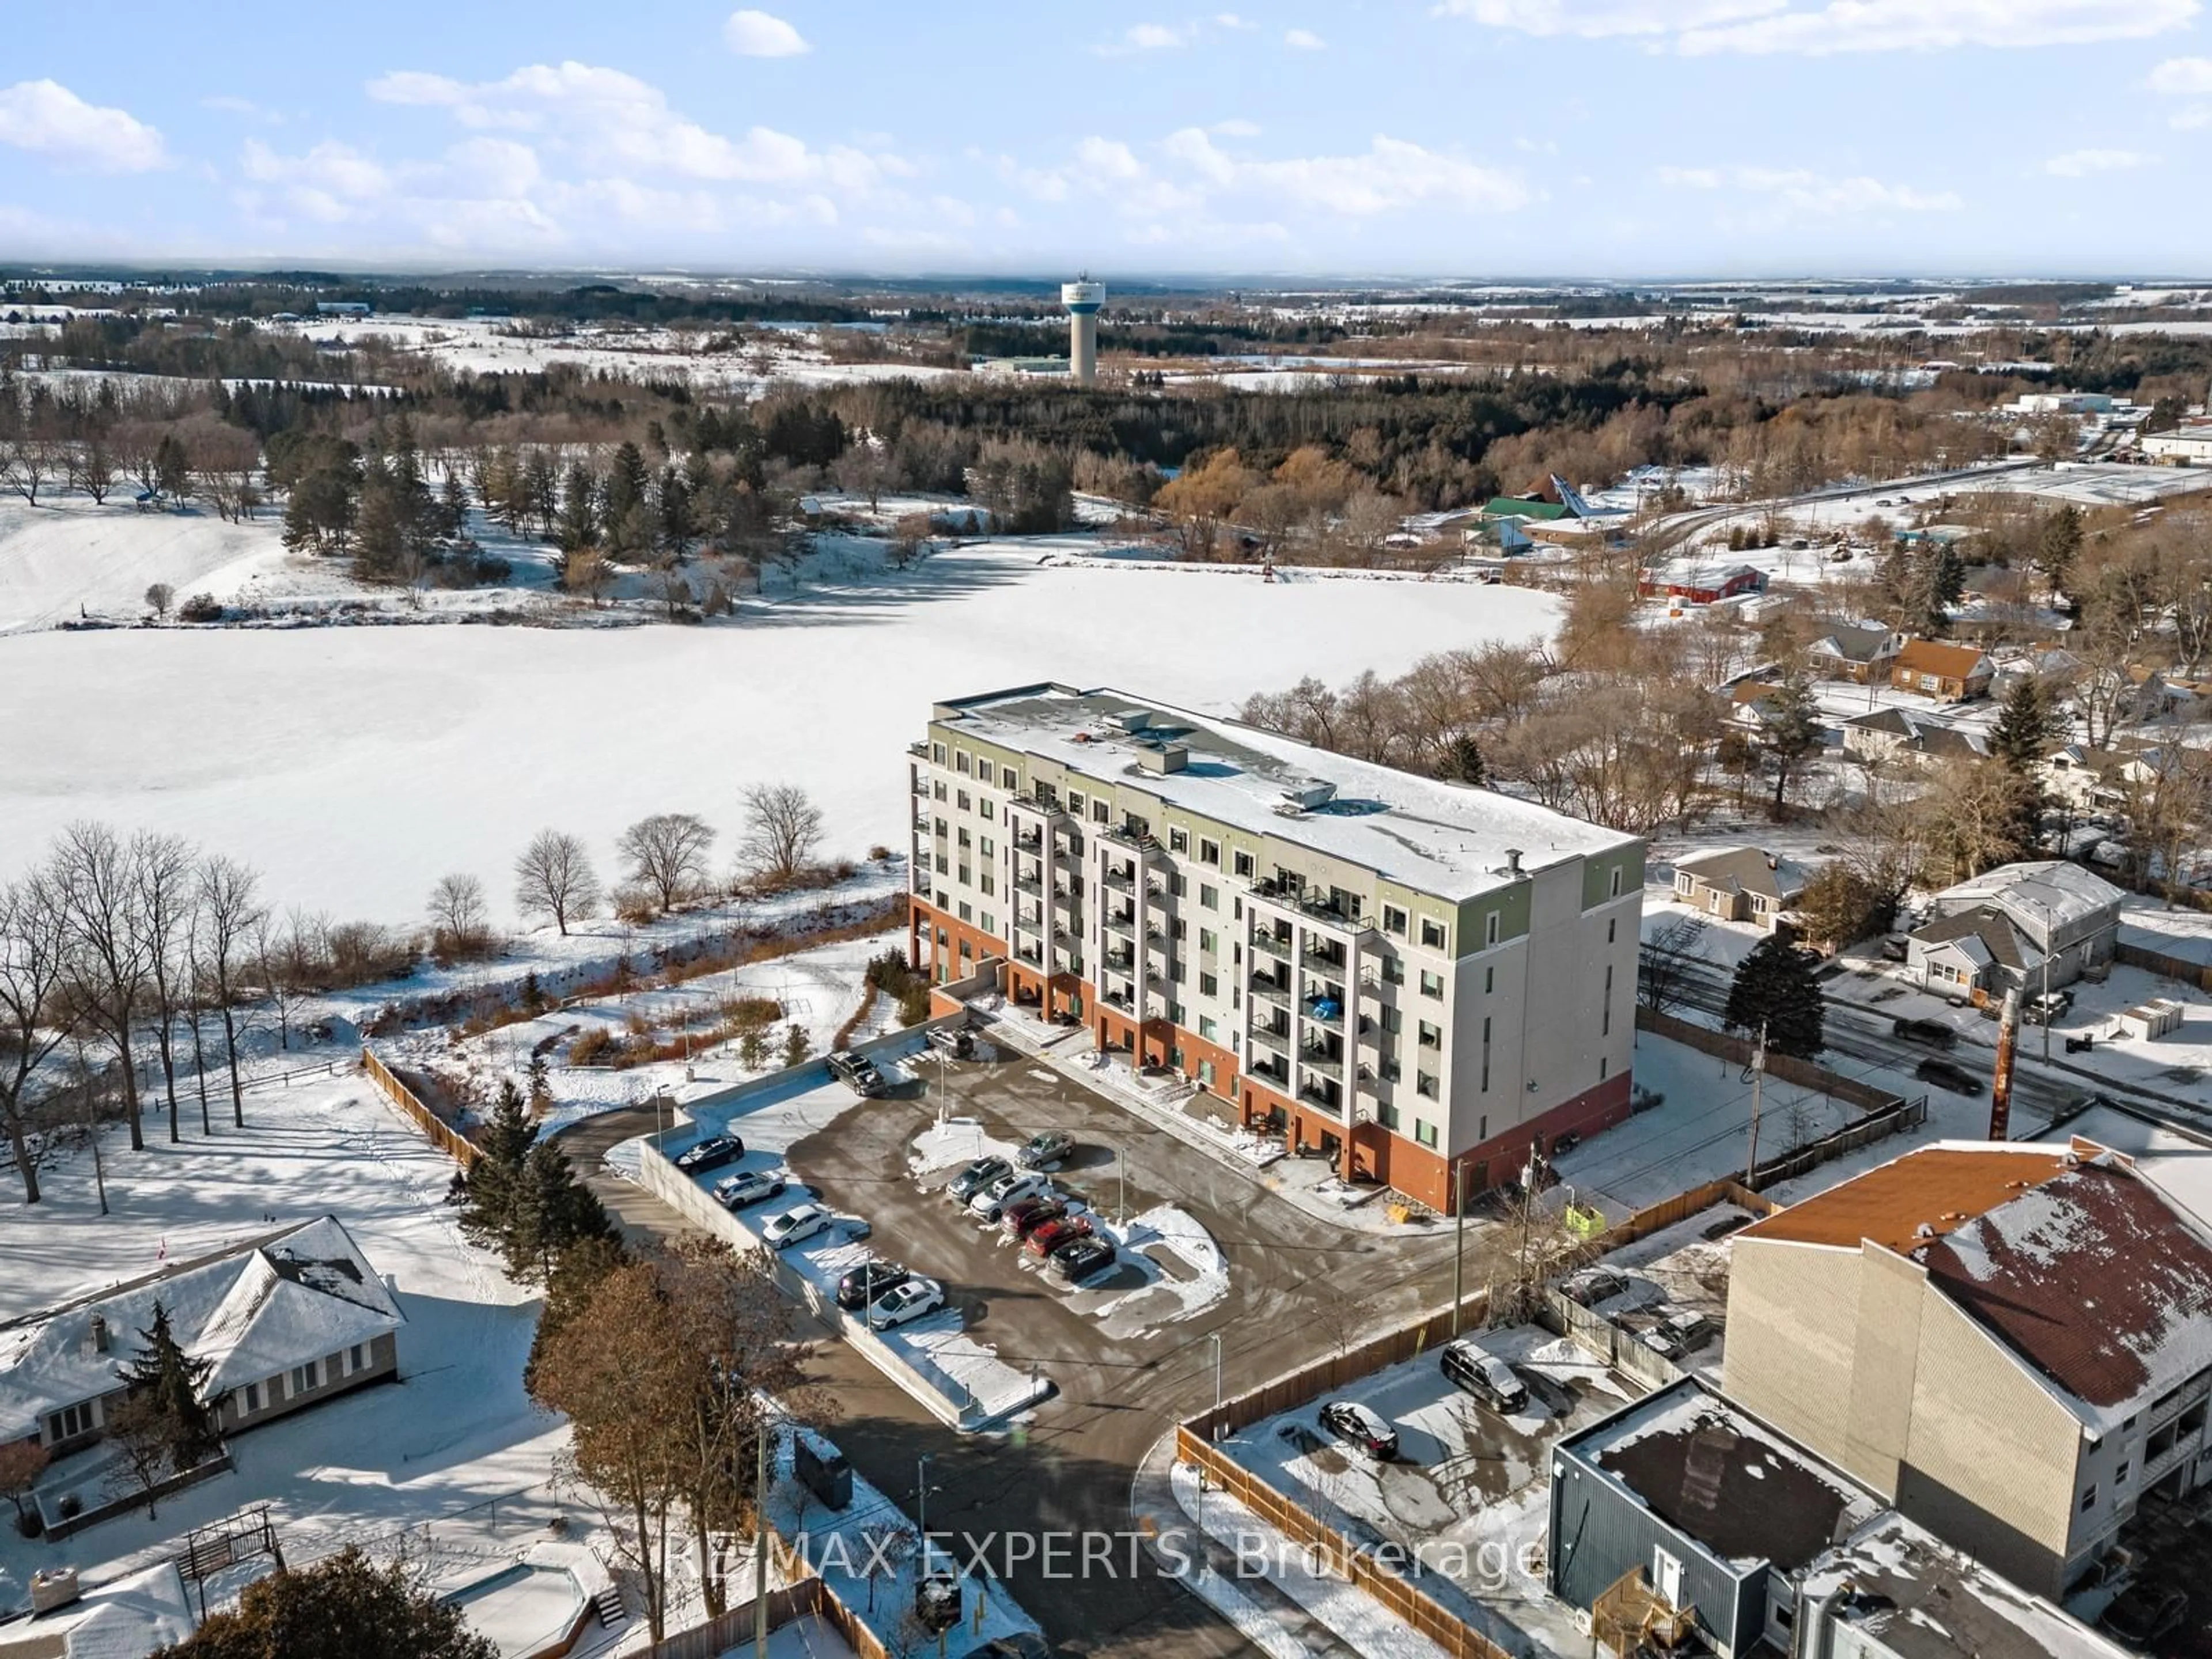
[1723,934,1826,1060]
[1761,676,1823,816]
[508,1141,618,1285]
[154,433,192,503]
[1991,677,2059,773]
[153,1546,497,1659]
[656,465,695,559]
[456,1081,534,1259]
[781,1024,812,1068]
[107,1300,222,1509]
[2036,505,2083,600]
[1441,733,1487,787]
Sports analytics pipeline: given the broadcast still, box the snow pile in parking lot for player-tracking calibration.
[1087,1205,1230,1336]
[907,1115,1021,1179]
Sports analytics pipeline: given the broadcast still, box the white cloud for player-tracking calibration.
[2043,147,2152,176]
[1444,0,2198,52]
[722,10,812,58]
[2149,55,2212,92]
[1124,22,1191,48]
[1213,118,1263,137]
[1075,135,1147,180]
[0,79,167,172]
[1286,27,1327,47]
[2172,105,2212,128]
[1660,162,1960,214]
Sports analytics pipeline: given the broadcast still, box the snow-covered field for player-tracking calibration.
[0,1072,562,1618]
[0,535,1559,924]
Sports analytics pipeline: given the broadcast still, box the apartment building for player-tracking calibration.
[906,684,1644,1212]
[1722,1142,2212,1597]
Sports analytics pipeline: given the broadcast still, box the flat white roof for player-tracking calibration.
[934,685,1640,903]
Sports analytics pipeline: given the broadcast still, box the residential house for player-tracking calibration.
[1637,560,1768,605]
[909,685,1645,1212]
[0,1562,196,1659]
[1890,639,1994,702]
[0,1216,404,1460]
[1922,861,2125,990]
[1905,904,2037,1001]
[1840,707,1991,768]
[2041,744,2164,813]
[1671,846,1809,932]
[1805,619,1906,685]
[1723,1142,2212,1596]
[2142,421,2212,464]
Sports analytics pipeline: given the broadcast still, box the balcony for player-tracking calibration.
[1251,931,1294,965]
[1103,910,1137,938]
[1302,941,1349,972]
[1300,1047,1345,1080]
[1014,830,1043,853]
[907,740,930,759]
[1014,872,1044,897]
[1100,988,1135,1014]
[1103,948,1135,974]
[1101,869,1136,894]
[2151,1374,2210,1430]
[1249,1057,1290,1088]
[1014,945,1043,967]
[1250,1023,1293,1057]
[1249,978,1294,1016]
[1298,1078,1343,1112]
[1101,825,1161,855]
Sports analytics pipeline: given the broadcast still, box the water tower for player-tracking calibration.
[1062,278,1104,387]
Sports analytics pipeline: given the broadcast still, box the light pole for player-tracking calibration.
[916,1452,933,1548]
[1209,1331,1224,1438]
[1450,1158,1472,1337]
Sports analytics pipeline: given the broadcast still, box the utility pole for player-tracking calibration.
[753,1423,770,1659]
[1209,1331,1223,1438]
[1744,1021,1767,1184]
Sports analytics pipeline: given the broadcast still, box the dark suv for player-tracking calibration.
[1915,1056,1983,1095]
[1440,1339,1528,1413]
[674,1134,744,1173]
[827,1050,887,1096]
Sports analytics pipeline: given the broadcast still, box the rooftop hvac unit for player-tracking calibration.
[31,1567,82,1614]
[1278,779,1337,812]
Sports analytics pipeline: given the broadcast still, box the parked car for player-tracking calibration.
[1880,934,1911,963]
[1914,1056,1984,1095]
[926,1025,976,1058]
[1560,1267,1629,1309]
[868,1277,947,1330]
[2100,1586,2188,1646]
[946,1156,1012,1203]
[1017,1130,1075,1170]
[1440,1339,1528,1413]
[1550,1131,1581,1157]
[1003,1196,1066,1238]
[675,1134,744,1174]
[2022,990,2074,1026]
[713,1169,786,1210]
[1643,1310,1718,1359]
[1049,1236,1116,1283]
[1317,1400,1399,1461]
[835,1260,912,1312]
[1026,1214,1093,1257]
[1893,1017,1956,1050]
[826,1050,887,1096]
[969,1171,1048,1222]
[762,1203,830,1248]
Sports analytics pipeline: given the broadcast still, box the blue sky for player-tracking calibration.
[3,2,2211,277]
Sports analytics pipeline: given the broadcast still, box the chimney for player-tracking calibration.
[89,1314,108,1354]
[1765,853,1779,872]
[1505,848,1524,876]
[30,1567,82,1615]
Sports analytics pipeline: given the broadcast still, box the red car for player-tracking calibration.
[1025,1214,1093,1257]
[1003,1198,1066,1239]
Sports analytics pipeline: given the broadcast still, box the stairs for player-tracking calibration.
[592,1584,626,1628]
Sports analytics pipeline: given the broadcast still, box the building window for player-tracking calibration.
[348,1343,367,1373]
[2080,1485,2097,1512]
[1483,965,1494,994]
[1486,911,1501,948]
[1234,851,1255,878]
[1675,873,1694,895]
[1200,883,1219,910]
[1418,1020,1442,1050]
[1416,1072,1439,1100]
[2116,1461,2131,1486]
[1603,965,1613,1035]
[1383,904,1408,937]
[981,874,995,896]
[1200,972,1218,998]
[980,913,996,935]
[1199,928,1218,953]
[955,749,971,774]
[1600,1056,1608,1080]
[931,743,946,766]
[957,902,973,923]
[1068,790,1085,813]
[1419,970,1444,998]
[1093,801,1111,824]
[1481,1016,1492,1093]
[980,797,995,821]
[47,1402,96,1442]
[1608,919,1617,945]
[1379,1103,1400,1130]
[1004,768,1019,794]
[1383,957,1405,986]
[1414,1118,1438,1146]
[1381,1007,1402,1033]
[243,1381,263,1412]
[1382,1059,1401,1082]
[933,780,948,801]
[934,817,948,838]
[1199,1016,1218,1041]
[1199,838,1219,866]
[291,1360,320,1395]
[1420,918,1447,951]
[957,791,971,812]
[978,759,994,784]
[980,836,995,858]
[957,865,972,886]
[1610,866,1624,899]
[1170,828,1189,853]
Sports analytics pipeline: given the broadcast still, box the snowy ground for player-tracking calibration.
[1210,1326,1644,1658]
[0,536,1559,925]
[0,1070,569,1622]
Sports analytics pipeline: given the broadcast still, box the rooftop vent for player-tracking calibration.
[1277,779,1337,813]
[1139,743,1188,775]
[31,1567,82,1615]
[1109,708,1154,734]
[1504,848,1525,877]
[88,1315,109,1355]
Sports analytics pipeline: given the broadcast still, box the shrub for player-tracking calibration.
[568,1028,622,1067]
[56,1494,80,1520]
[178,593,225,623]
[867,845,893,863]
[613,887,660,926]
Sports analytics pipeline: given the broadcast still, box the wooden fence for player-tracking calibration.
[1177,1426,1513,1659]
[359,1047,479,1169]
[1635,1006,1903,1115]
[2118,938,2212,993]
[642,1575,893,1659]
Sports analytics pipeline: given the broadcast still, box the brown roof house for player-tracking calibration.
[1889,639,1994,703]
[1670,846,1810,932]
[1723,1141,2212,1597]
[1805,619,1907,685]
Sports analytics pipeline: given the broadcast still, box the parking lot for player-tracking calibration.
[1211,1324,1649,1657]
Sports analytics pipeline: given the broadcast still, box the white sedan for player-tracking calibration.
[867,1277,948,1330]
[762,1203,830,1248]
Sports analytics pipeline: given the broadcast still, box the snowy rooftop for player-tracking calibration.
[2043,1103,2212,1232]
[1934,861,2126,933]
[0,1562,195,1659]
[0,1216,403,1443]
[933,684,1638,902]
[1562,1379,1881,1573]
[1801,1512,2128,1659]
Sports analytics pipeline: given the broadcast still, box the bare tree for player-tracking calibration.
[427,874,493,958]
[1638,914,1710,1016]
[0,866,70,1202]
[51,823,154,1153]
[738,784,824,885]
[514,830,600,937]
[196,856,264,1128]
[145,583,174,619]
[134,834,199,1145]
[252,908,318,1052]
[618,813,717,915]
